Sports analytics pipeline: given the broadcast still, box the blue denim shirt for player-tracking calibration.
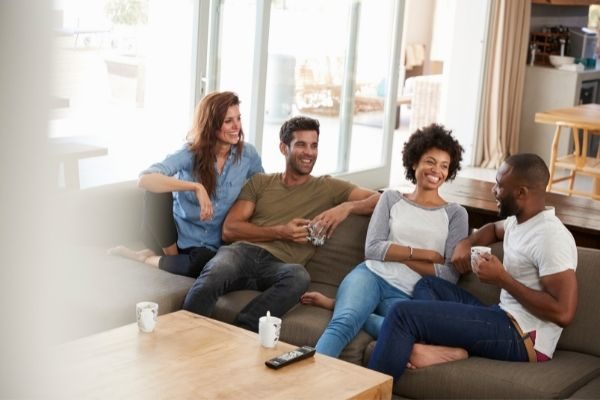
[141,143,263,251]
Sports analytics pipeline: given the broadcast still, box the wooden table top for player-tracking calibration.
[54,311,392,399]
[534,103,600,129]
[397,177,600,235]
[439,177,600,235]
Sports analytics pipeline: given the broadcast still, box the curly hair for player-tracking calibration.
[279,116,320,146]
[402,123,464,184]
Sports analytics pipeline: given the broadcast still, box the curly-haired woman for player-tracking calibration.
[307,124,468,360]
[110,91,263,277]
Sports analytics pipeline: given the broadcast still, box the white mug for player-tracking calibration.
[136,301,159,333]
[471,246,492,270]
[258,314,282,348]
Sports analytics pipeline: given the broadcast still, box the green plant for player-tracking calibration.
[105,0,149,26]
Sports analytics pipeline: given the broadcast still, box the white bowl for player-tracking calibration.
[549,55,575,68]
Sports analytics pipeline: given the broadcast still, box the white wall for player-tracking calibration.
[0,0,55,396]
[401,0,436,74]
[439,0,491,165]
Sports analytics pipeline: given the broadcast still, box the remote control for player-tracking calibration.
[265,345,316,369]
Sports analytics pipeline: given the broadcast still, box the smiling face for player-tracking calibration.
[216,105,242,146]
[412,148,451,190]
[281,130,319,176]
[492,162,521,218]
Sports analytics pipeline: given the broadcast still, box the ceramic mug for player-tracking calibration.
[136,301,159,333]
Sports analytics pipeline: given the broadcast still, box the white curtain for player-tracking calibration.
[476,0,531,168]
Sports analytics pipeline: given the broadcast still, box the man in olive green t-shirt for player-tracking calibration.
[183,116,380,331]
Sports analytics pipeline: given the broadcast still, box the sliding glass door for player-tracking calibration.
[213,0,405,189]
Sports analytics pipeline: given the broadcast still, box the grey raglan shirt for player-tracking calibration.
[364,189,468,296]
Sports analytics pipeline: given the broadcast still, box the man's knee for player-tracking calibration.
[388,301,415,323]
[415,275,438,289]
[283,264,310,292]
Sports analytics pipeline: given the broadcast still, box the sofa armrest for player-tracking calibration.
[60,180,144,246]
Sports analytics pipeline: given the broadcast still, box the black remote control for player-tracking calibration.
[265,345,316,369]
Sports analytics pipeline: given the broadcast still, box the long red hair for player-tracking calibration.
[187,91,244,197]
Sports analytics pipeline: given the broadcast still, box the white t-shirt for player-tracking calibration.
[499,207,577,358]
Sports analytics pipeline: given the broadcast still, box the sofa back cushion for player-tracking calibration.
[62,180,143,246]
[306,214,370,287]
[557,246,600,357]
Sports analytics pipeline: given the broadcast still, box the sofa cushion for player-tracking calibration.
[63,180,143,246]
[56,246,194,341]
[558,246,600,357]
[391,350,600,399]
[212,281,374,365]
[567,375,600,399]
[306,214,369,287]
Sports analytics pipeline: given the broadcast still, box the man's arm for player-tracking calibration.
[312,188,380,238]
[476,255,578,327]
[221,200,310,244]
[451,220,506,274]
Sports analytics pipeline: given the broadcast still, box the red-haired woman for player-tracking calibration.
[110,91,263,277]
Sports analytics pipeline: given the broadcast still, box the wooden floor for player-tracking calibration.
[398,177,600,249]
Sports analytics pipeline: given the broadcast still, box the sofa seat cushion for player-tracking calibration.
[212,282,374,365]
[567,375,600,399]
[392,350,600,399]
[57,245,195,341]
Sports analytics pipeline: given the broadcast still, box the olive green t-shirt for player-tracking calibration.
[237,173,356,265]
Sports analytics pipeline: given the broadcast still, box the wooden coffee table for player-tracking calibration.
[55,310,392,399]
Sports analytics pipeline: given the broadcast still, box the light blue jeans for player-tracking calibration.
[315,262,411,357]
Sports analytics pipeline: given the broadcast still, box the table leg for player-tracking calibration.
[547,125,562,192]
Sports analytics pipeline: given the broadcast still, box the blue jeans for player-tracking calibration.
[368,276,529,380]
[316,262,410,357]
[182,242,310,332]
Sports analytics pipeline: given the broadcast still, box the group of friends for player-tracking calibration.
[110,91,578,381]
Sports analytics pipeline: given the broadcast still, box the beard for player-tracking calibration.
[498,196,519,219]
[288,157,315,176]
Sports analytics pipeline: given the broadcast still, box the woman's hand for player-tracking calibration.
[422,249,444,264]
[194,183,213,221]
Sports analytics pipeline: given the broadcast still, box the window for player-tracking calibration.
[216,0,403,188]
[50,0,197,188]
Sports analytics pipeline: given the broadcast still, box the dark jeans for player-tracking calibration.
[368,276,529,380]
[142,191,215,278]
[182,242,311,332]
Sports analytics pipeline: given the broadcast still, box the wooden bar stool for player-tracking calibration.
[535,104,600,201]
[547,120,600,200]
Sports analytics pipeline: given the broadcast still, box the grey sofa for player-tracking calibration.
[64,180,600,399]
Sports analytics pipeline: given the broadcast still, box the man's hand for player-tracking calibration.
[451,239,472,274]
[280,218,311,243]
[473,253,508,285]
[195,184,213,221]
[312,203,352,238]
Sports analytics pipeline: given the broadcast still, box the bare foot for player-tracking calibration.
[108,246,157,264]
[408,343,468,369]
[300,291,335,310]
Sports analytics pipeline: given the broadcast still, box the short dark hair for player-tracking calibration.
[504,153,549,190]
[279,116,320,146]
[402,124,464,184]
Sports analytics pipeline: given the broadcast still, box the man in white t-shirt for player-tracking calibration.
[367,153,578,380]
